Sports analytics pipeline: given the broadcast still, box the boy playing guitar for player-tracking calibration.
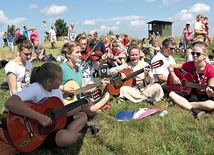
[168,41,214,119]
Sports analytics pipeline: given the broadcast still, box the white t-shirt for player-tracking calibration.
[15,82,65,105]
[5,60,32,95]
[49,28,56,36]
[79,60,95,85]
[151,52,176,82]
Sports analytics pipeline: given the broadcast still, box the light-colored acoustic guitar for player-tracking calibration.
[63,80,104,105]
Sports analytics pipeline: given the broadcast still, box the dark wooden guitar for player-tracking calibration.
[167,69,208,95]
[108,60,163,96]
[2,97,88,152]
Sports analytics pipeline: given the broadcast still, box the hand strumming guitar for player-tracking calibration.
[62,85,75,95]
[37,113,53,127]
[206,87,214,97]
[101,78,110,86]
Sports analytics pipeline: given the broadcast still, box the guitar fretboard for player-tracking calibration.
[53,98,88,119]
[74,81,102,95]
[184,81,207,91]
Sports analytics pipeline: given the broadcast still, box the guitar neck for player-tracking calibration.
[74,81,102,95]
[124,68,144,81]
[185,81,207,91]
[53,98,88,119]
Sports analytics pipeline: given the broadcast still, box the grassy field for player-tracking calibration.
[0,38,214,155]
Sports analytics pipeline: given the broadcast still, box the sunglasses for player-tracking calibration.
[168,47,175,51]
[113,45,118,47]
[191,51,204,57]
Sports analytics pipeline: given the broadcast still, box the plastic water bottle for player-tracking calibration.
[158,110,168,118]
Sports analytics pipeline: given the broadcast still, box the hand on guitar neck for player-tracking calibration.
[96,53,113,71]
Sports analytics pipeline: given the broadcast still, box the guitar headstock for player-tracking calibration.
[101,53,113,61]
[150,60,163,69]
[109,72,121,83]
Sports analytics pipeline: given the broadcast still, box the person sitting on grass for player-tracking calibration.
[60,41,109,120]
[168,41,214,119]
[5,35,33,95]
[32,40,55,62]
[4,62,101,154]
[151,37,177,93]
[109,45,164,104]
[107,40,126,67]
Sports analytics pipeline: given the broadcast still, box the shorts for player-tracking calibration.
[50,35,57,43]
[174,91,210,102]
[41,116,74,149]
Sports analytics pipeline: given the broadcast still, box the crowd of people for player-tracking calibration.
[1,13,214,154]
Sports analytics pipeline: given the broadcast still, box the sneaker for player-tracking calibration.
[81,125,102,135]
[191,108,205,120]
[100,103,112,111]
[51,147,66,155]
[88,114,101,121]
[144,98,157,105]
[168,100,175,107]
[117,97,124,104]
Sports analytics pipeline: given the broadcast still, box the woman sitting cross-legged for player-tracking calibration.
[109,45,164,104]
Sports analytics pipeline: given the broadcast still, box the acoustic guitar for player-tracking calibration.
[108,60,163,96]
[63,80,104,105]
[167,69,208,95]
[1,97,88,152]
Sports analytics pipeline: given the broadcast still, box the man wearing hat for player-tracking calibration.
[182,22,193,51]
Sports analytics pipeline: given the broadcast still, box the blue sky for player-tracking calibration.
[0,0,213,47]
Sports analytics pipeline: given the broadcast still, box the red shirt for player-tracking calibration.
[121,38,130,47]
[108,48,122,56]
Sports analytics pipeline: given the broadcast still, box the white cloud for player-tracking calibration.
[129,20,146,28]
[82,20,96,25]
[115,21,121,25]
[97,25,119,32]
[168,9,193,21]
[168,3,211,22]
[0,10,27,28]
[29,4,38,9]
[82,15,143,26]
[107,16,143,21]
[41,4,68,16]
[188,3,211,13]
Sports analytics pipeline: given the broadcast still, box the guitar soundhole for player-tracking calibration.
[181,79,186,87]
[113,79,123,89]
[38,120,57,135]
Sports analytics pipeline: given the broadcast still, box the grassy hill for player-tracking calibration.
[0,38,214,155]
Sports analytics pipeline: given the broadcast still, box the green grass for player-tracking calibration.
[0,39,214,155]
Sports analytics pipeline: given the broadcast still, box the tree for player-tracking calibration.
[7,25,16,36]
[54,18,68,37]
[107,30,113,35]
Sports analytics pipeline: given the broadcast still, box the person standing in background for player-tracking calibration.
[15,28,21,39]
[6,32,14,52]
[3,32,8,47]
[68,23,76,42]
[30,27,39,44]
[182,22,193,51]
[49,25,57,49]
[23,25,31,40]
[193,14,206,42]
[203,17,210,44]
